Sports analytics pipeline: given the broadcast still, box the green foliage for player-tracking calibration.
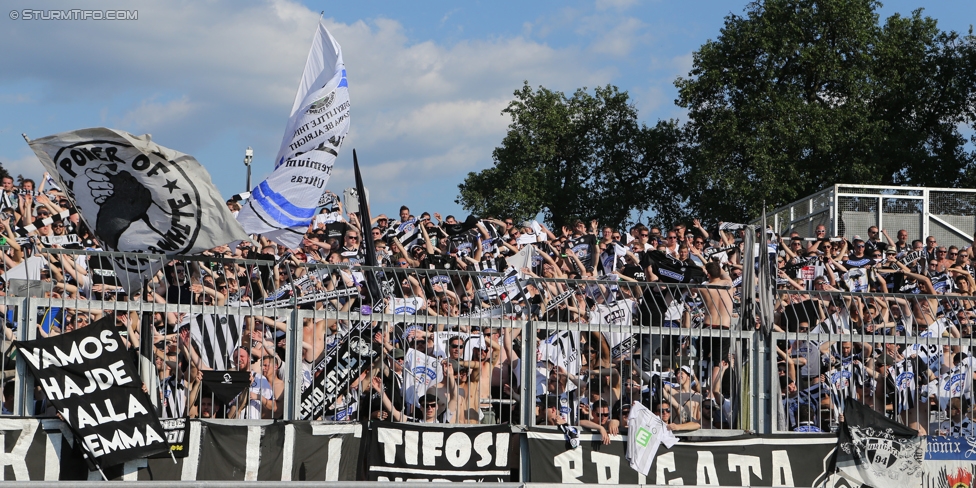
[0,163,11,184]
[456,82,683,229]
[676,0,976,222]
[459,1,976,228]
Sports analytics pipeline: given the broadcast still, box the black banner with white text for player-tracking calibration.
[13,316,168,468]
[367,423,514,481]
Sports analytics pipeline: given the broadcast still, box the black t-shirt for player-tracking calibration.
[864,240,888,254]
[570,234,597,271]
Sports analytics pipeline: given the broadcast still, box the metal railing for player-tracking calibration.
[1,249,757,434]
[2,246,974,438]
[753,184,976,249]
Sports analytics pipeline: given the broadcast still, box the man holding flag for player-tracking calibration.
[236,19,351,248]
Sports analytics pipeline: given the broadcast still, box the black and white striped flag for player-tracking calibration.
[187,314,244,371]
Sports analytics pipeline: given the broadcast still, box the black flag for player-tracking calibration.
[834,399,923,486]
[14,316,168,469]
[201,371,252,405]
[643,250,706,284]
[353,150,388,308]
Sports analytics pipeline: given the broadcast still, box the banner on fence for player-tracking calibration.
[367,423,514,481]
[526,429,836,486]
[13,316,168,469]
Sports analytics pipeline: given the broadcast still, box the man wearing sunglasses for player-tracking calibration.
[340,230,364,264]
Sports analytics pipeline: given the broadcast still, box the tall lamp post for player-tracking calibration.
[243,146,253,193]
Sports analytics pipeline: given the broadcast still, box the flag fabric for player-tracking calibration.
[43,171,62,192]
[201,371,252,405]
[236,19,350,248]
[834,399,923,487]
[13,315,169,469]
[403,348,443,406]
[643,250,706,284]
[626,401,678,476]
[187,314,245,371]
[29,128,247,254]
[28,128,248,292]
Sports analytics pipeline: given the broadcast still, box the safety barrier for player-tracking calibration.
[1,247,973,439]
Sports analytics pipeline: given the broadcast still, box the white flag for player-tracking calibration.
[29,127,248,290]
[29,127,246,253]
[236,19,350,248]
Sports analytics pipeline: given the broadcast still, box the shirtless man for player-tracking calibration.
[464,339,501,424]
[696,261,735,400]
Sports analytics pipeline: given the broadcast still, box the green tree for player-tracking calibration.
[0,163,11,184]
[457,82,684,229]
[675,0,976,223]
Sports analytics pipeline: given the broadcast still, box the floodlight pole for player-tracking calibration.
[243,146,253,192]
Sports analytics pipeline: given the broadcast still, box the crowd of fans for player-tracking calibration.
[1,175,975,439]
[774,224,976,436]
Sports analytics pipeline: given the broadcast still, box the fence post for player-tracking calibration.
[520,318,536,428]
[283,308,302,420]
[13,298,36,416]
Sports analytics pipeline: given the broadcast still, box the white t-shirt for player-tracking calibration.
[627,402,678,476]
[3,256,48,281]
[393,296,426,315]
[231,374,273,420]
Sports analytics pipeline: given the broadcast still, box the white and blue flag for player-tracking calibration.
[237,19,350,248]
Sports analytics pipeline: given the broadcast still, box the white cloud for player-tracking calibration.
[595,0,639,11]
[0,152,44,180]
[588,17,646,57]
[118,95,197,131]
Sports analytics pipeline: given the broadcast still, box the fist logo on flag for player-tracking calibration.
[29,128,247,260]
[85,163,163,249]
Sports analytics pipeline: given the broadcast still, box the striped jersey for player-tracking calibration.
[160,375,188,419]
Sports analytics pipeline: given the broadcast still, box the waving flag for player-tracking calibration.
[237,19,350,248]
[28,128,249,292]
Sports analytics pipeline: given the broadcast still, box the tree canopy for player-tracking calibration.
[456,83,685,228]
[676,0,976,222]
[458,0,976,228]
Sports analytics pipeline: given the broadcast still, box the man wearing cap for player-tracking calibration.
[537,394,567,426]
[380,349,407,412]
[662,366,702,432]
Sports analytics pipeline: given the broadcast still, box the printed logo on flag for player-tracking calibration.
[52,140,203,253]
[414,366,437,381]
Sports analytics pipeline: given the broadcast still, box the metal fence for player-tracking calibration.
[755,184,976,249]
[771,289,976,435]
[2,246,974,439]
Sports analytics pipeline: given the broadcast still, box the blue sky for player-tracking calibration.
[1,0,973,221]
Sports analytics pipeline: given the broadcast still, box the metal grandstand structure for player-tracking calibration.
[754,184,976,247]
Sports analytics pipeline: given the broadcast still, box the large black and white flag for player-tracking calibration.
[28,128,248,291]
[834,399,923,487]
[236,19,350,248]
[299,314,378,420]
[187,314,244,371]
[13,315,169,469]
[29,128,247,254]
